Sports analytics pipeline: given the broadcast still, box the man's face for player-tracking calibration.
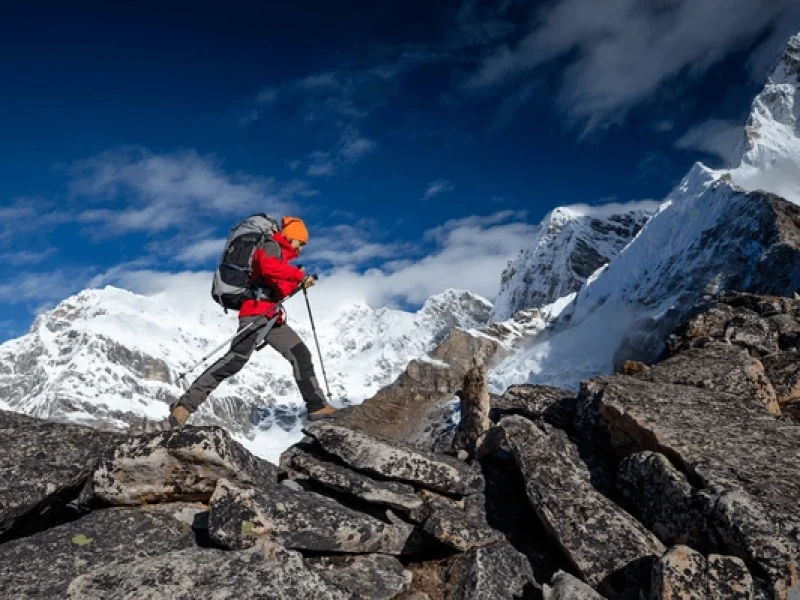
[290,238,305,253]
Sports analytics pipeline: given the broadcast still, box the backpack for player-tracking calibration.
[211,213,279,311]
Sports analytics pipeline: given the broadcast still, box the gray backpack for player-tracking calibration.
[211,213,279,311]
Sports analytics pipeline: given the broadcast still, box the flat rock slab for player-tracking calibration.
[542,571,605,600]
[500,415,665,596]
[281,446,423,511]
[418,496,504,552]
[303,422,484,496]
[67,544,360,599]
[92,426,281,505]
[590,375,800,596]
[0,503,201,600]
[0,410,123,537]
[444,542,538,600]
[209,479,414,554]
[309,554,411,600]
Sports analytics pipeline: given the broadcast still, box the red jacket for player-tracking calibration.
[239,232,305,321]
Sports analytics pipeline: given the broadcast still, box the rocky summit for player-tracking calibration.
[0,291,799,599]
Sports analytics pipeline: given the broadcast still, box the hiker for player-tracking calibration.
[168,216,338,427]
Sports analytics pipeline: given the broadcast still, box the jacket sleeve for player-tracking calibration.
[253,244,305,297]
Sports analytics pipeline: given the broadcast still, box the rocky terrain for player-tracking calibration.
[1,291,799,599]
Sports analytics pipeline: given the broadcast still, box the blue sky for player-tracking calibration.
[1,0,800,341]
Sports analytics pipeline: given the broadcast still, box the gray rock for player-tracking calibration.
[309,554,411,600]
[542,571,605,600]
[92,426,281,505]
[707,554,755,599]
[0,410,123,536]
[617,452,709,549]
[281,446,422,511]
[452,364,491,456]
[491,384,577,429]
[762,349,800,405]
[640,343,780,415]
[651,546,707,600]
[590,375,800,597]
[67,543,355,599]
[208,479,415,554]
[0,503,201,600]
[499,415,664,595]
[444,542,539,600]
[303,422,484,496]
[416,496,503,552]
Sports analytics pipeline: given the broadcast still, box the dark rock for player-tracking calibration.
[639,343,780,415]
[416,496,504,552]
[617,452,710,550]
[208,478,415,554]
[0,410,122,537]
[303,422,484,496]
[542,571,605,599]
[762,349,800,404]
[0,503,201,599]
[281,446,423,512]
[491,384,577,429]
[452,365,491,456]
[589,376,800,597]
[309,554,411,600]
[651,546,706,600]
[66,543,361,599]
[444,542,539,600]
[92,426,281,505]
[707,554,755,599]
[499,415,664,596]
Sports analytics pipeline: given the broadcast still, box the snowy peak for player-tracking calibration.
[490,201,658,322]
[732,32,800,203]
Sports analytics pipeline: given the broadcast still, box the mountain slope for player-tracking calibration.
[490,202,658,322]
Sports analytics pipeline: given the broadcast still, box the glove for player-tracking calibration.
[302,274,317,289]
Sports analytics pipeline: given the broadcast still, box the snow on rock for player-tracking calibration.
[731,33,800,203]
[490,201,658,322]
[0,285,492,462]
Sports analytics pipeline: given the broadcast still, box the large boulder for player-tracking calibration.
[0,410,122,537]
[499,415,664,596]
[0,503,201,599]
[281,445,423,512]
[92,426,281,505]
[303,422,484,496]
[542,571,606,600]
[208,479,415,555]
[490,384,577,429]
[415,495,503,552]
[66,543,388,599]
[587,375,800,598]
[651,546,707,600]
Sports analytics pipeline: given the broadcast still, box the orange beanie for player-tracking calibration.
[281,216,309,244]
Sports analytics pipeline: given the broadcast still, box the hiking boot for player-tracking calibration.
[308,404,338,421]
[168,404,191,428]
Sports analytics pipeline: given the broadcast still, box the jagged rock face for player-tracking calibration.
[0,410,122,537]
[491,203,656,322]
[0,286,492,447]
[0,503,201,599]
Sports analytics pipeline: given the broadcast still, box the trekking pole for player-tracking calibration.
[175,284,306,389]
[302,282,333,402]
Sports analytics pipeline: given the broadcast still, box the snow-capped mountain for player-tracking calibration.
[490,202,658,322]
[491,32,800,392]
[0,285,490,460]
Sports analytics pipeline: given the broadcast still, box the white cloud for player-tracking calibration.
[306,129,377,177]
[175,238,226,264]
[465,0,800,127]
[0,269,91,304]
[67,148,314,234]
[0,249,57,266]
[422,179,455,201]
[675,119,743,165]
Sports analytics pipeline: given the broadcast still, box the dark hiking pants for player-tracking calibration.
[176,315,327,414]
